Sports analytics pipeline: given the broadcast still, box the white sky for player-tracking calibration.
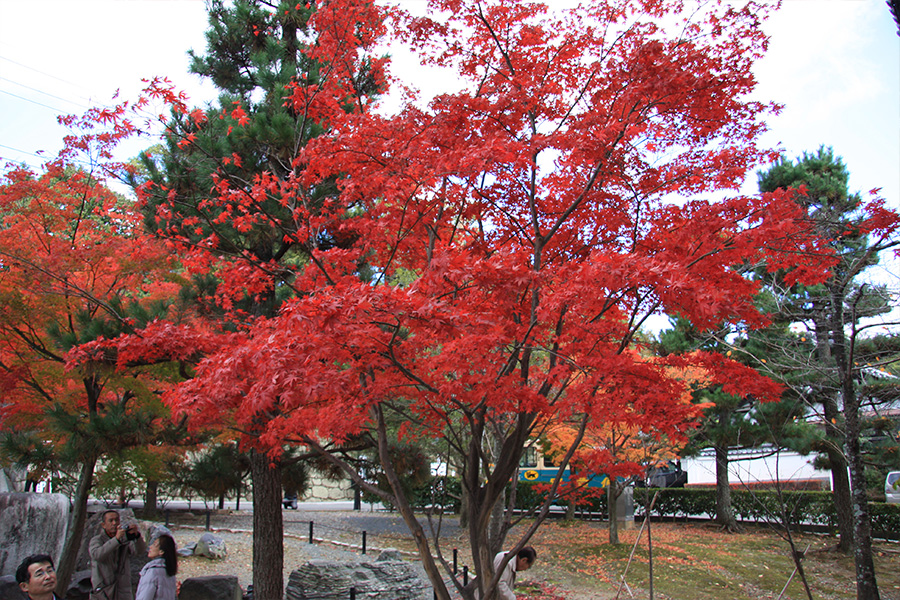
[0,1,898,272]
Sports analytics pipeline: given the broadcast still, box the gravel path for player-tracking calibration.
[161,509,462,598]
[157,508,608,599]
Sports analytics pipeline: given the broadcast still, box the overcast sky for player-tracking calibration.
[1,1,897,244]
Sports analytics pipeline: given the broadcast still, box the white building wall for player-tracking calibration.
[682,446,831,488]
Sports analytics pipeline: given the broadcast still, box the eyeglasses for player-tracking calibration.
[30,565,55,579]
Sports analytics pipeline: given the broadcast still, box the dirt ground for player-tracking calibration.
[160,509,899,600]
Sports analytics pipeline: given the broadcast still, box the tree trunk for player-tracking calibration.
[459,480,469,528]
[845,410,881,600]
[565,498,577,521]
[144,479,159,519]
[487,487,506,556]
[816,313,854,552]
[822,395,854,552]
[831,294,881,599]
[608,483,620,544]
[714,445,742,532]
[372,406,452,600]
[250,450,284,600]
[55,458,96,596]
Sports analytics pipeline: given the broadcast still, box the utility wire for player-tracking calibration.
[0,76,91,110]
[0,88,68,114]
[0,55,93,99]
[0,143,50,160]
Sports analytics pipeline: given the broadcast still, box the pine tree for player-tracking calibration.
[756,147,900,599]
[132,2,384,596]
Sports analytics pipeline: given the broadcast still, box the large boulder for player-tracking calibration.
[64,569,92,600]
[178,575,242,600]
[0,575,26,600]
[193,533,227,559]
[285,553,427,600]
[0,493,69,577]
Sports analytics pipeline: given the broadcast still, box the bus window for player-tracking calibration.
[520,447,537,468]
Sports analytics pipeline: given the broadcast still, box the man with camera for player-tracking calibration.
[90,510,146,600]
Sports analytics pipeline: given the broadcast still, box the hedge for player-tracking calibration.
[405,480,900,538]
[633,488,900,537]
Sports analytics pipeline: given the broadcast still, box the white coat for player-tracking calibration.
[134,558,177,600]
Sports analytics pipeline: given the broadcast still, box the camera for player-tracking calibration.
[120,524,140,541]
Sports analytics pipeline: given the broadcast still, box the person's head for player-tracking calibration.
[100,510,120,537]
[16,554,57,597]
[148,534,178,577]
[515,546,537,572]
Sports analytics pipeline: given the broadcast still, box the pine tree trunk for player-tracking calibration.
[144,480,159,519]
[845,417,881,600]
[831,294,881,599]
[816,312,854,552]
[251,450,284,600]
[55,458,96,596]
[823,394,854,553]
[714,445,741,532]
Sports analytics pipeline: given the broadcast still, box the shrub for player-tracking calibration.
[635,487,900,537]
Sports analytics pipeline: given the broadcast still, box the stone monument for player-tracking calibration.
[0,493,70,578]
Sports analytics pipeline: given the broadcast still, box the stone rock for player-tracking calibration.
[63,569,92,600]
[0,575,26,600]
[177,541,197,557]
[375,549,402,562]
[146,523,174,543]
[285,558,428,600]
[178,575,242,600]
[0,493,70,577]
[194,533,227,559]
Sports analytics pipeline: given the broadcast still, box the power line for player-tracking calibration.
[0,88,68,114]
[0,143,50,158]
[0,55,92,99]
[0,76,91,110]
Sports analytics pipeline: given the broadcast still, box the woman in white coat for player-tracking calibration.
[135,535,178,600]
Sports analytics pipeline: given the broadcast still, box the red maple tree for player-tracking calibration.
[0,146,182,593]
[80,1,837,598]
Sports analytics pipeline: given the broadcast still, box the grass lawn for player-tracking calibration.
[518,519,900,600]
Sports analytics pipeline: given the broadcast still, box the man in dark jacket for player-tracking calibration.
[89,510,146,600]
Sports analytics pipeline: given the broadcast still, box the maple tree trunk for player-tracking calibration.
[55,457,96,596]
[487,487,506,555]
[371,406,451,599]
[608,485,620,545]
[459,484,470,528]
[714,445,742,533]
[250,450,284,600]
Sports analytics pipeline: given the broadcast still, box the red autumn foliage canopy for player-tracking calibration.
[56,0,852,595]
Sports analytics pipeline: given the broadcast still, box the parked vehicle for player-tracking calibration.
[283,493,299,509]
[886,471,900,504]
[646,460,688,488]
[518,446,609,488]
